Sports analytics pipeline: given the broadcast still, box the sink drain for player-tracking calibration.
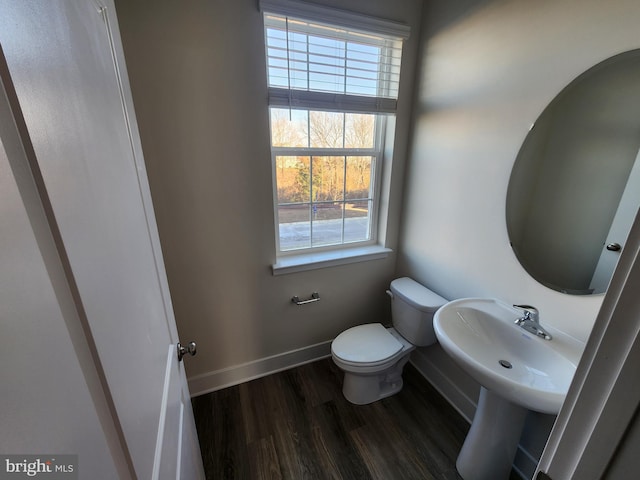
[499,359,513,369]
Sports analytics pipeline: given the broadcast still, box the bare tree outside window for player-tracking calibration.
[271,108,377,250]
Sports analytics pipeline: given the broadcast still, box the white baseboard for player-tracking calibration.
[188,340,332,397]
[409,347,478,423]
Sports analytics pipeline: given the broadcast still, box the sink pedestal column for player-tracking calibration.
[456,387,528,480]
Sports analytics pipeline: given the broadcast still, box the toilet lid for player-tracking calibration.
[332,323,403,364]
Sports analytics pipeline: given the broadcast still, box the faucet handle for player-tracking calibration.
[513,304,539,321]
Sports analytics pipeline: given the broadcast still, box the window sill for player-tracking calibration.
[272,245,392,276]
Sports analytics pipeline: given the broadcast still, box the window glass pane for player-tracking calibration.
[344,200,371,243]
[266,29,287,48]
[345,113,375,148]
[312,156,345,202]
[268,67,290,88]
[276,156,310,203]
[345,44,381,96]
[345,156,372,200]
[264,14,403,99]
[308,37,346,93]
[311,202,344,247]
[278,204,311,251]
[348,42,380,59]
[309,111,344,148]
[271,109,309,147]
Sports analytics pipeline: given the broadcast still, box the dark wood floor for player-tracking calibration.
[192,358,474,479]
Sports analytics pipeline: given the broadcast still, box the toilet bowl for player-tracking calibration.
[331,277,447,405]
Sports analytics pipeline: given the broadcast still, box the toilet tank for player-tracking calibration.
[389,277,448,346]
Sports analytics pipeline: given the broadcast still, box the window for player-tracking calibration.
[261,3,407,256]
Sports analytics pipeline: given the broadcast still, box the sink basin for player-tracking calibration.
[433,298,580,480]
[433,298,576,414]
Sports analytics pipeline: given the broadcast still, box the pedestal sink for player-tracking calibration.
[433,298,580,480]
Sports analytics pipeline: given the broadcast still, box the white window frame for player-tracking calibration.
[270,112,387,256]
[260,0,409,270]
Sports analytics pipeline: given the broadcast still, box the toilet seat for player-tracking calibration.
[331,323,404,366]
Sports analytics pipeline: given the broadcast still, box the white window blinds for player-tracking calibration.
[261,3,407,114]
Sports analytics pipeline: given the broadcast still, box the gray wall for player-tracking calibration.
[114,0,423,385]
[403,0,640,342]
[403,0,640,477]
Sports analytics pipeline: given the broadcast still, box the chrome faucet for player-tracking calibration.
[513,304,552,340]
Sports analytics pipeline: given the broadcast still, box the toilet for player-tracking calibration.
[331,277,447,405]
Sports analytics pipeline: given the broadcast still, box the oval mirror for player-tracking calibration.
[507,50,640,295]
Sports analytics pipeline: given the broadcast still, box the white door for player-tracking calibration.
[1,80,127,479]
[0,1,204,478]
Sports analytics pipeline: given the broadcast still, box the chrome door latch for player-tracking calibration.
[177,341,197,361]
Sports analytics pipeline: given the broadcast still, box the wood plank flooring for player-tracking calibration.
[192,358,474,479]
